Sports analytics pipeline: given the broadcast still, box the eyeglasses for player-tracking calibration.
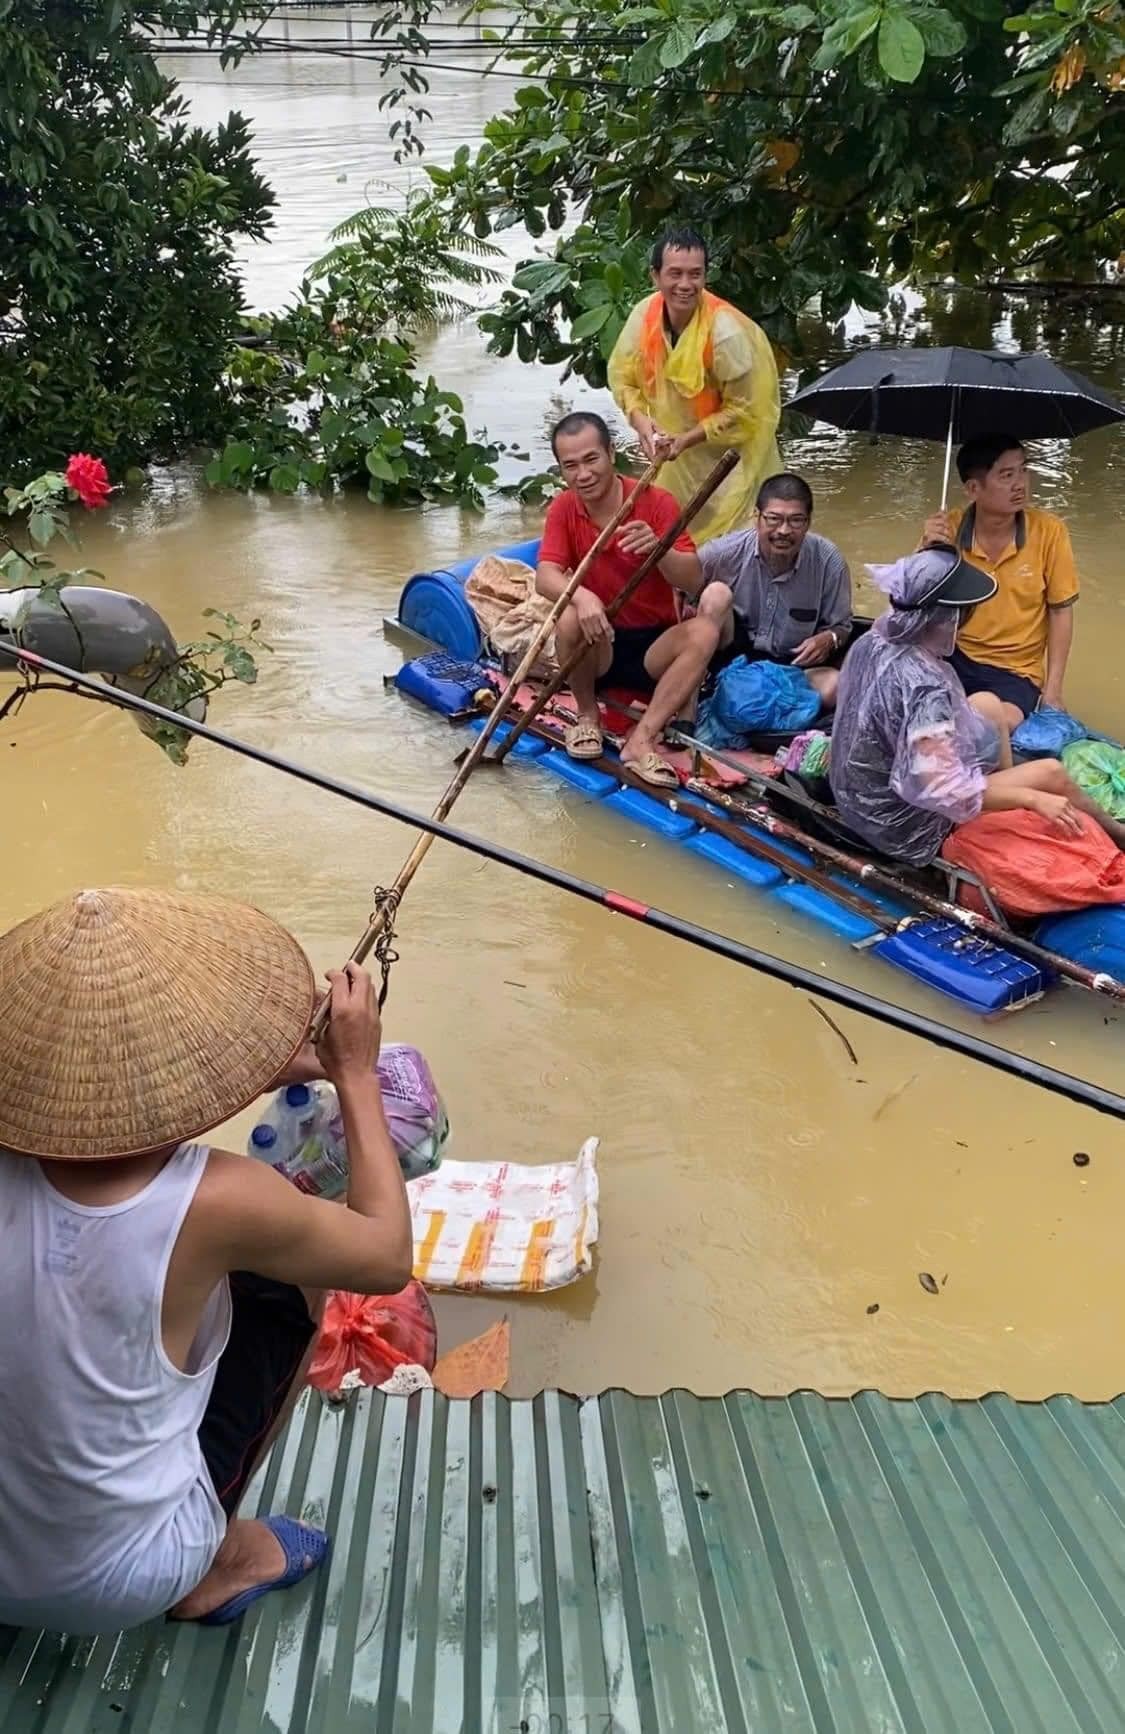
[760,512,809,530]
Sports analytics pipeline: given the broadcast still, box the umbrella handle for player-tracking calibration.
[940,390,958,509]
[936,412,949,506]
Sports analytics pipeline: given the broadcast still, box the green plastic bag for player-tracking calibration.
[1062,738,1125,822]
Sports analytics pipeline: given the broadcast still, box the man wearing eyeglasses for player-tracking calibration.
[698,473,853,709]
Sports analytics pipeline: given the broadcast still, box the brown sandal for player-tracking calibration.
[623,750,679,789]
[564,720,604,761]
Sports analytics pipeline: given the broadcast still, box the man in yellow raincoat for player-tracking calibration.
[607,226,782,545]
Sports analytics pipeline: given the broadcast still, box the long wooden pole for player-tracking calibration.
[488,447,740,766]
[307,457,663,1036]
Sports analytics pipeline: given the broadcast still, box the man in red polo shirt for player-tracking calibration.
[537,412,731,787]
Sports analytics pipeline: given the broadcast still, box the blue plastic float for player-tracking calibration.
[393,543,1125,1018]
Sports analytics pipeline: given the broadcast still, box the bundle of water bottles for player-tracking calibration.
[247,1043,449,1198]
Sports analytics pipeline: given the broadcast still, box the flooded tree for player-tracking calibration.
[0,1,274,476]
[368,0,1125,382]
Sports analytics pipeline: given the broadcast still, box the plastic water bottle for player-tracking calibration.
[247,1084,325,1173]
[280,1084,320,1143]
[285,1112,350,1200]
[248,1122,280,1164]
[246,1050,448,1194]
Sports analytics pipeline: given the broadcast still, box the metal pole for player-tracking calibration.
[940,388,958,509]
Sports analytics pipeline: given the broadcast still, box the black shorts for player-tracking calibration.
[595,623,669,694]
[199,1272,317,1516]
[948,647,1040,719]
[718,622,783,671]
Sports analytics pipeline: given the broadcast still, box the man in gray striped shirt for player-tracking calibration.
[699,474,853,708]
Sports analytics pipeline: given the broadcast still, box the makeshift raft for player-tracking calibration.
[391,542,1125,1019]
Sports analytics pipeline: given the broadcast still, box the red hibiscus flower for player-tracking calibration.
[64,452,111,510]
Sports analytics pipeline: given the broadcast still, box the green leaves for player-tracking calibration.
[267,463,300,494]
[0,8,275,477]
[217,442,254,483]
[144,605,274,763]
[658,18,698,64]
[626,37,666,85]
[511,259,573,299]
[813,5,880,69]
[878,10,926,81]
[569,304,613,339]
[28,510,56,547]
[776,5,817,29]
[911,7,967,58]
[365,448,397,483]
[697,14,736,45]
[204,192,523,508]
[1003,85,1051,143]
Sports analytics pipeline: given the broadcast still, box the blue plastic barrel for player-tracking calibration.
[398,538,543,658]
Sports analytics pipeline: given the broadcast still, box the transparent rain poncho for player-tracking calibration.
[607,291,782,543]
[830,550,1000,866]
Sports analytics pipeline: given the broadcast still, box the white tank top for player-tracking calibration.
[0,1143,232,1634]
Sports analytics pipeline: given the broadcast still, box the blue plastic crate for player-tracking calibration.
[394,652,489,717]
[1036,907,1125,985]
[742,819,815,869]
[826,870,913,922]
[874,917,1045,1013]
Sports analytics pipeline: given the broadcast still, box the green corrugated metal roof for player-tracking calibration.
[4,1388,1125,1732]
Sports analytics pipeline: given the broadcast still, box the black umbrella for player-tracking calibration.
[789,345,1125,504]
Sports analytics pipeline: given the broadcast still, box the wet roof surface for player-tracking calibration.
[4,1387,1125,1732]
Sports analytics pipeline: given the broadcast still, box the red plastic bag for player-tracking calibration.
[941,810,1125,919]
[307,1281,437,1393]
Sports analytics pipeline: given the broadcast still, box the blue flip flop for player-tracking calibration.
[199,1516,331,1627]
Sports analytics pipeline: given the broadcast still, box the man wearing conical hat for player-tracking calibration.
[0,887,413,1635]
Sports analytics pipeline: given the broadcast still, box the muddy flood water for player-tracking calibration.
[5,16,1125,1398]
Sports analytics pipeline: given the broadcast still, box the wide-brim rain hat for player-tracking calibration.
[868,543,998,612]
[0,886,315,1160]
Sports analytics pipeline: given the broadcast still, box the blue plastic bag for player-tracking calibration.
[698,656,822,748]
[1010,704,1087,759]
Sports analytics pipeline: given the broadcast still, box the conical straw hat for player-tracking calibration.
[0,887,315,1160]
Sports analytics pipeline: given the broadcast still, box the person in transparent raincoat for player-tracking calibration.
[830,547,1125,867]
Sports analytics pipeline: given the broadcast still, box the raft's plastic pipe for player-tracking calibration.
[0,586,206,732]
[2,639,1124,1126]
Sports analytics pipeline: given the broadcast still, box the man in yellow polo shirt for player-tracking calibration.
[921,433,1078,729]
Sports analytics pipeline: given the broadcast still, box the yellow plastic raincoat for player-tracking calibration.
[607,290,782,544]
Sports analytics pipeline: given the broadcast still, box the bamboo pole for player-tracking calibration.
[488,447,739,766]
[307,457,664,1037]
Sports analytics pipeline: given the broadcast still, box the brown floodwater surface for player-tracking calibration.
[4,23,1125,1397]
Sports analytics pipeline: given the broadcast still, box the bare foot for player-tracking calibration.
[169,1517,288,1621]
[620,730,657,767]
